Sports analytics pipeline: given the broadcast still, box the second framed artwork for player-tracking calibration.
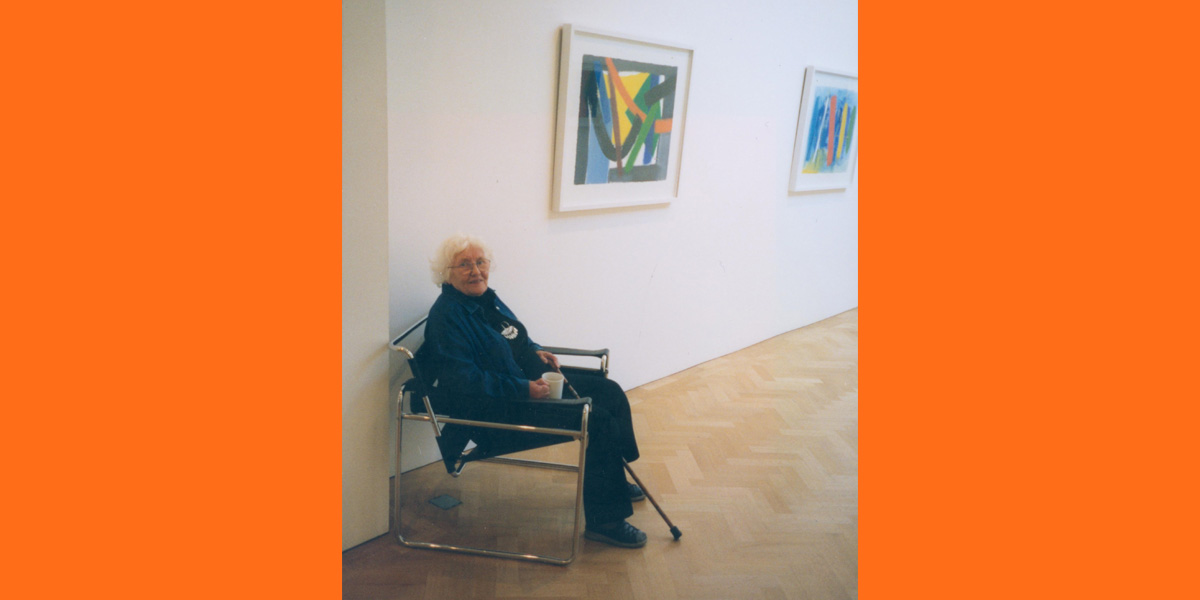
[788,67,859,193]
[552,25,693,213]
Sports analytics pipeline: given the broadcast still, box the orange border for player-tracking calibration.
[865,2,1198,599]
[5,2,339,597]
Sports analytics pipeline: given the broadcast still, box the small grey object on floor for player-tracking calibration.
[428,494,461,510]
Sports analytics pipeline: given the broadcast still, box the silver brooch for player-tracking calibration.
[500,322,518,340]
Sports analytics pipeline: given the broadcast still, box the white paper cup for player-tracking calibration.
[543,372,564,399]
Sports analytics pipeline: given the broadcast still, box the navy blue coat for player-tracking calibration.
[418,284,543,401]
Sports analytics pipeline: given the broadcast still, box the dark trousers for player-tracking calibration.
[483,373,640,528]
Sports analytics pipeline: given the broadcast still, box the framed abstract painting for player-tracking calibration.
[552,25,693,213]
[788,67,859,193]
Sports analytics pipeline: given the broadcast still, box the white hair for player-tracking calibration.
[429,233,493,287]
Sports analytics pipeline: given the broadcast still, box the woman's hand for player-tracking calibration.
[535,350,560,370]
[528,378,550,399]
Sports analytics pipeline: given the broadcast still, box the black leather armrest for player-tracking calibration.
[541,346,609,359]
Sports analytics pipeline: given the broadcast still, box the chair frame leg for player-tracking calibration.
[393,395,591,566]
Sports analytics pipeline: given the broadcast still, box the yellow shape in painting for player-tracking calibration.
[802,149,826,174]
[837,100,849,160]
[605,72,650,143]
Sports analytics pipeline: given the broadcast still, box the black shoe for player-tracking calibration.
[627,482,645,502]
[584,520,647,548]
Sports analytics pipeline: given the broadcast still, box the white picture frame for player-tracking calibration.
[788,67,859,193]
[552,25,693,213]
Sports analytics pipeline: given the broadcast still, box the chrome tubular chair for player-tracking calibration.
[389,317,612,566]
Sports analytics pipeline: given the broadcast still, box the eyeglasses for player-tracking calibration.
[452,258,491,273]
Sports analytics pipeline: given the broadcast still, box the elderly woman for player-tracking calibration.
[417,233,647,549]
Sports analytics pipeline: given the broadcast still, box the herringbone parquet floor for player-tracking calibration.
[343,309,858,599]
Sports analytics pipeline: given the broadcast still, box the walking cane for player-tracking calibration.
[551,365,683,541]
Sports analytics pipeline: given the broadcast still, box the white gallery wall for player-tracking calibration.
[386,0,857,385]
[343,0,391,550]
[344,0,857,549]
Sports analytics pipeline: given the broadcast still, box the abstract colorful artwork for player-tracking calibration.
[789,67,859,193]
[574,55,678,185]
[801,86,857,174]
[553,26,692,212]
